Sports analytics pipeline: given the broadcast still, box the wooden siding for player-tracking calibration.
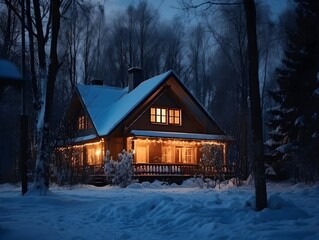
[124,89,205,134]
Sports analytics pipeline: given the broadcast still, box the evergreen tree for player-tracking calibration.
[266,0,319,181]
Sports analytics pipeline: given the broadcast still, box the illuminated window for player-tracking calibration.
[150,107,182,125]
[150,107,167,124]
[87,145,103,165]
[184,148,193,163]
[175,147,195,163]
[78,115,93,131]
[78,116,86,130]
[162,146,173,163]
[169,109,181,125]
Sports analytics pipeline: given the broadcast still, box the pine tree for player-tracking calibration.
[266,0,319,181]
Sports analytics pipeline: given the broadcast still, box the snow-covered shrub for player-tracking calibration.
[104,150,133,187]
[104,150,116,182]
[200,144,223,168]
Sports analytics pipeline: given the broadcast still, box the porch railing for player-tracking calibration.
[86,163,235,179]
[133,163,235,178]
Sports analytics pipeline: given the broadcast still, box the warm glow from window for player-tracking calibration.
[150,107,167,124]
[77,115,93,131]
[162,146,173,163]
[87,145,103,165]
[169,109,181,125]
[150,107,182,125]
[78,116,85,130]
[95,149,101,156]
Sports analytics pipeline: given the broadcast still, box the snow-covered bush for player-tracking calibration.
[200,144,223,168]
[104,150,116,181]
[104,150,133,187]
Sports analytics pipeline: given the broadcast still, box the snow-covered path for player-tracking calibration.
[1,180,319,240]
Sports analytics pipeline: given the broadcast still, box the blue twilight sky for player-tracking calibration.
[104,0,290,21]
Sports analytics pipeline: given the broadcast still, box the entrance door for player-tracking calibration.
[136,145,149,163]
[175,147,182,163]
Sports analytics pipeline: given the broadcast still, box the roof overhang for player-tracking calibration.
[57,134,99,147]
[130,130,234,142]
[0,60,23,85]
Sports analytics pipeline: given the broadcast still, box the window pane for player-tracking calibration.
[151,115,155,122]
[169,116,174,124]
[151,108,155,114]
[162,116,166,123]
[162,108,166,115]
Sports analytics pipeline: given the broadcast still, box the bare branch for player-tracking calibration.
[180,0,243,11]
[4,0,37,38]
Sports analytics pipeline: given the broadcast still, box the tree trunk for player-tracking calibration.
[30,0,61,195]
[243,0,267,211]
[26,0,38,108]
[41,0,60,187]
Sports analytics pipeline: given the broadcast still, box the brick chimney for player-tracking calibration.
[128,67,143,91]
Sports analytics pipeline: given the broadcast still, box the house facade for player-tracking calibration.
[57,69,234,181]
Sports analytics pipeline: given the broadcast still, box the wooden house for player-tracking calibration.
[57,69,234,183]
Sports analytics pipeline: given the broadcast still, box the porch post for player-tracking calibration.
[223,143,228,165]
[103,137,109,154]
[123,137,127,151]
[82,147,87,183]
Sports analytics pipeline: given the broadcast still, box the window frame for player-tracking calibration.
[78,115,86,131]
[169,108,182,126]
[77,115,92,131]
[150,107,168,125]
[150,107,182,126]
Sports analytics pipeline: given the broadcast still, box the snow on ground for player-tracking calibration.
[0,180,319,240]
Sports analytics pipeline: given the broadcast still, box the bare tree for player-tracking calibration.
[6,0,63,195]
[188,2,250,179]
[106,1,162,84]
[181,0,267,210]
[0,1,20,61]
[161,17,185,75]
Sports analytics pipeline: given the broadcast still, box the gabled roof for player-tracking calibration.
[76,70,229,138]
[77,70,172,136]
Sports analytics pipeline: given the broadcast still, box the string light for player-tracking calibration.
[131,137,225,147]
[56,139,104,151]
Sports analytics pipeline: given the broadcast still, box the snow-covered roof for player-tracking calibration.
[77,71,172,136]
[0,60,23,82]
[131,130,234,142]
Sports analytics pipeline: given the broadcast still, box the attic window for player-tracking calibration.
[150,107,167,124]
[78,115,92,130]
[150,107,182,125]
[78,116,86,130]
[169,109,181,125]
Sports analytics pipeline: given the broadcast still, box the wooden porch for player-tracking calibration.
[88,163,236,186]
